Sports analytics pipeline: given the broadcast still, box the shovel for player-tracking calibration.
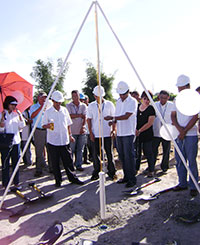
[123,177,161,196]
[140,186,175,201]
[28,182,53,200]
[10,187,32,204]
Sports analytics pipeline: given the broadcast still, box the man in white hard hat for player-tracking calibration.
[87,85,116,180]
[42,90,84,187]
[109,81,138,188]
[171,75,199,197]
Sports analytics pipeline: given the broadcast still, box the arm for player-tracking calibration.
[30,105,43,119]
[171,111,198,140]
[0,111,5,128]
[87,118,95,142]
[68,125,75,143]
[136,115,155,136]
[104,112,133,122]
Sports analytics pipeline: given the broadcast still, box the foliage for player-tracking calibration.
[30,58,68,102]
[82,63,115,103]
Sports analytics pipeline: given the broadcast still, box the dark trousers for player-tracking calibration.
[21,141,32,165]
[135,139,154,172]
[92,137,116,177]
[83,134,93,162]
[152,137,171,171]
[47,143,77,184]
[1,144,20,187]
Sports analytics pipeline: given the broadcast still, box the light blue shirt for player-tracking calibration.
[30,102,44,129]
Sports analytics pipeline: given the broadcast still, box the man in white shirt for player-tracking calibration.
[152,90,174,172]
[42,91,84,187]
[171,75,199,197]
[87,86,116,180]
[109,81,138,188]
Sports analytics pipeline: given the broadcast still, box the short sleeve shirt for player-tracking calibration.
[87,100,115,137]
[153,101,174,137]
[66,102,87,135]
[137,105,155,142]
[42,106,72,146]
[115,95,137,136]
[172,100,197,136]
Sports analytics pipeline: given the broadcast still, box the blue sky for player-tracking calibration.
[0,0,200,98]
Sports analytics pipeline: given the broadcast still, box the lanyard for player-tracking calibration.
[159,103,168,119]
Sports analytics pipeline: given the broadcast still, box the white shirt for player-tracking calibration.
[42,106,72,146]
[0,110,25,144]
[172,100,197,136]
[87,99,115,137]
[153,101,174,137]
[115,95,137,136]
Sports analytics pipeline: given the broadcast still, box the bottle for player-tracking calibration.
[49,119,54,131]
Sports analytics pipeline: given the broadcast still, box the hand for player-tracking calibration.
[70,135,75,143]
[89,132,95,142]
[136,129,140,137]
[80,126,86,134]
[110,130,116,138]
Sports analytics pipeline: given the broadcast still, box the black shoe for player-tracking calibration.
[173,185,188,191]
[190,189,198,197]
[34,171,43,177]
[83,161,90,165]
[76,167,84,171]
[125,182,136,188]
[107,173,117,180]
[91,175,99,181]
[55,181,61,187]
[70,178,84,185]
[117,178,127,184]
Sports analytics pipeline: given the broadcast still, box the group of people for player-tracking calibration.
[0,74,199,197]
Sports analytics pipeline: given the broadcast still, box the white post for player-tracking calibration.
[94,1,106,220]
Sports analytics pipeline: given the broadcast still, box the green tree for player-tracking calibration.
[30,58,68,101]
[82,63,115,103]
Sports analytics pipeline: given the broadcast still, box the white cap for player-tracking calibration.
[116,81,129,94]
[176,74,190,87]
[51,90,64,102]
[93,86,105,97]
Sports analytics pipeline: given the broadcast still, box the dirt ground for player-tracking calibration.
[1,142,200,245]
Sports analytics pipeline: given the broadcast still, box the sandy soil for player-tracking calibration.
[0,143,200,245]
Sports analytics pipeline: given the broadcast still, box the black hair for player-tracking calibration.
[3,96,18,110]
[71,90,79,95]
[159,90,169,96]
[141,90,153,99]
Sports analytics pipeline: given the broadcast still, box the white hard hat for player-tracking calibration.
[176,74,190,87]
[93,86,105,97]
[51,90,64,102]
[116,81,129,94]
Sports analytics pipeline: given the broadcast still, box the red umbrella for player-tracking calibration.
[0,72,33,112]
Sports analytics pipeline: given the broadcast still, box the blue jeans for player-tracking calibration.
[116,135,136,185]
[1,144,20,187]
[175,136,198,190]
[70,134,86,168]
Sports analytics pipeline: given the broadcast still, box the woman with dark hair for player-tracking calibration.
[135,91,155,177]
[0,96,25,188]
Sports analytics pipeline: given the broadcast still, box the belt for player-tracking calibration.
[36,128,46,131]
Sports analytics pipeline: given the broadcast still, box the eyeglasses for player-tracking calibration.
[142,97,149,101]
